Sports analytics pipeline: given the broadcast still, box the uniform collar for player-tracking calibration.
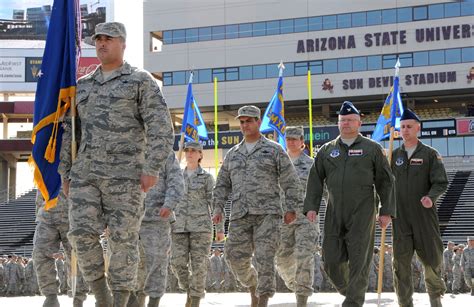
[236,134,265,155]
[92,61,132,84]
[401,140,422,155]
[335,134,364,147]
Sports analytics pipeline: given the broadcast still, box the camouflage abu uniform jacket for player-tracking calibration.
[213,135,301,221]
[142,151,184,223]
[172,166,224,233]
[59,61,173,181]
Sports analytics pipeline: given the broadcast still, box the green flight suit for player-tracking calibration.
[391,141,448,306]
[304,134,395,307]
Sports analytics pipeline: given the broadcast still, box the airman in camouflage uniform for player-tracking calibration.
[461,236,474,295]
[0,258,5,296]
[171,141,224,307]
[452,245,463,294]
[213,106,301,307]
[304,101,395,307]
[208,249,224,292]
[129,151,184,307]
[59,22,173,306]
[367,248,378,292]
[55,254,67,294]
[33,190,88,307]
[443,241,455,292]
[313,249,323,292]
[274,126,318,307]
[391,109,448,307]
[383,245,394,292]
[5,255,22,296]
[24,258,40,296]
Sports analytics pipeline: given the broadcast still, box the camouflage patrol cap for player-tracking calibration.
[286,126,304,139]
[92,22,127,40]
[235,105,261,119]
[184,141,203,151]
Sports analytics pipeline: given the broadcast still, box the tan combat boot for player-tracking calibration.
[147,296,160,307]
[190,296,201,307]
[296,294,308,307]
[249,286,258,307]
[185,292,191,307]
[90,276,113,307]
[73,297,84,307]
[113,290,131,307]
[257,294,269,307]
[43,294,60,307]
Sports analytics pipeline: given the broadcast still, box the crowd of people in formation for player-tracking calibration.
[21,20,474,307]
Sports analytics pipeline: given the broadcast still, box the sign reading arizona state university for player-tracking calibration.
[297,23,472,53]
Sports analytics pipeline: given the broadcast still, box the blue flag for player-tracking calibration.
[260,75,286,149]
[29,0,80,209]
[371,60,404,142]
[181,73,208,142]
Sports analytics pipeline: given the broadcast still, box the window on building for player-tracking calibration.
[225,24,239,39]
[185,28,199,42]
[294,18,308,33]
[163,72,172,86]
[308,16,322,31]
[283,62,295,77]
[199,69,212,83]
[431,138,448,156]
[445,48,461,64]
[382,54,397,69]
[448,137,464,156]
[461,1,474,16]
[367,10,381,25]
[352,12,366,27]
[225,67,239,81]
[382,9,397,24]
[367,55,382,70]
[323,59,337,73]
[338,58,352,72]
[465,136,474,156]
[173,71,186,85]
[198,27,212,41]
[337,13,351,28]
[266,20,280,35]
[323,15,337,30]
[462,47,474,62]
[252,22,266,37]
[212,26,225,40]
[280,19,294,34]
[429,50,445,65]
[172,29,185,43]
[413,6,428,20]
[397,7,412,22]
[413,51,429,66]
[353,56,367,71]
[428,4,444,19]
[295,62,308,76]
[444,3,461,18]
[212,68,225,81]
[398,53,413,67]
[163,31,172,44]
[239,23,252,38]
[253,65,267,79]
[266,64,279,78]
[309,60,323,74]
[239,66,253,80]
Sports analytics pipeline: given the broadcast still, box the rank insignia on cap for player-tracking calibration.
[348,149,363,156]
[395,157,404,166]
[330,149,340,158]
[410,158,423,165]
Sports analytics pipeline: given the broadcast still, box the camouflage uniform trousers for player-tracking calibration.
[68,177,144,291]
[136,220,171,298]
[170,231,212,298]
[275,221,318,297]
[452,268,463,292]
[32,220,88,300]
[224,214,281,298]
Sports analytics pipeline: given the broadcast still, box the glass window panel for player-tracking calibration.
[198,27,212,41]
[239,66,253,80]
[295,62,308,76]
[367,10,381,25]
[465,137,474,156]
[308,16,322,31]
[368,55,382,70]
[185,28,198,42]
[323,15,337,30]
[266,64,279,78]
[462,47,474,62]
[163,31,172,44]
[413,6,428,20]
[309,61,322,74]
[294,18,308,33]
[431,138,447,157]
[198,69,211,83]
[225,24,239,39]
[253,65,266,79]
[163,72,172,86]
[337,14,351,28]
[283,62,295,77]
[445,49,461,64]
[212,68,225,82]
[414,51,429,66]
[173,71,185,85]
[448,138,464,156]
[397,7,412,22]
[266,20,280,35]
[338,58,352,72]
[191,70,199,83]
[444,3,460,18]
[280,19,294,34]
[323,59,337,73]
[239,23,252,38]
[172,29,185,43]
[382,9,396,24]
[226,67,238,81]
[353,56,367,71]
[383,55,397,69]
[461,2,474,16]
[252,22,266,37]
[429,4,444,19]
[352,12,366,27]
[185,71,192,84]
[429,50,445,65]
[399,53,413,67]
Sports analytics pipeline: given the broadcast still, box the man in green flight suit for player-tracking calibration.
[304,101,396,307]
[391,109,448,307]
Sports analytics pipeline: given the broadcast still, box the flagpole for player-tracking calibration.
[214,77,219,177]
[70,95,78,296]
[307,70,314,158]
[276,61,285,145]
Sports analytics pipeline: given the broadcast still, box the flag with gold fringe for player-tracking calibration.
[29,0,80,209]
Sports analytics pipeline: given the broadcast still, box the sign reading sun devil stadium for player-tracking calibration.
[296,23,473,53]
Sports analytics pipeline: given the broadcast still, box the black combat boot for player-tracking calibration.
[43,294,60,307]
